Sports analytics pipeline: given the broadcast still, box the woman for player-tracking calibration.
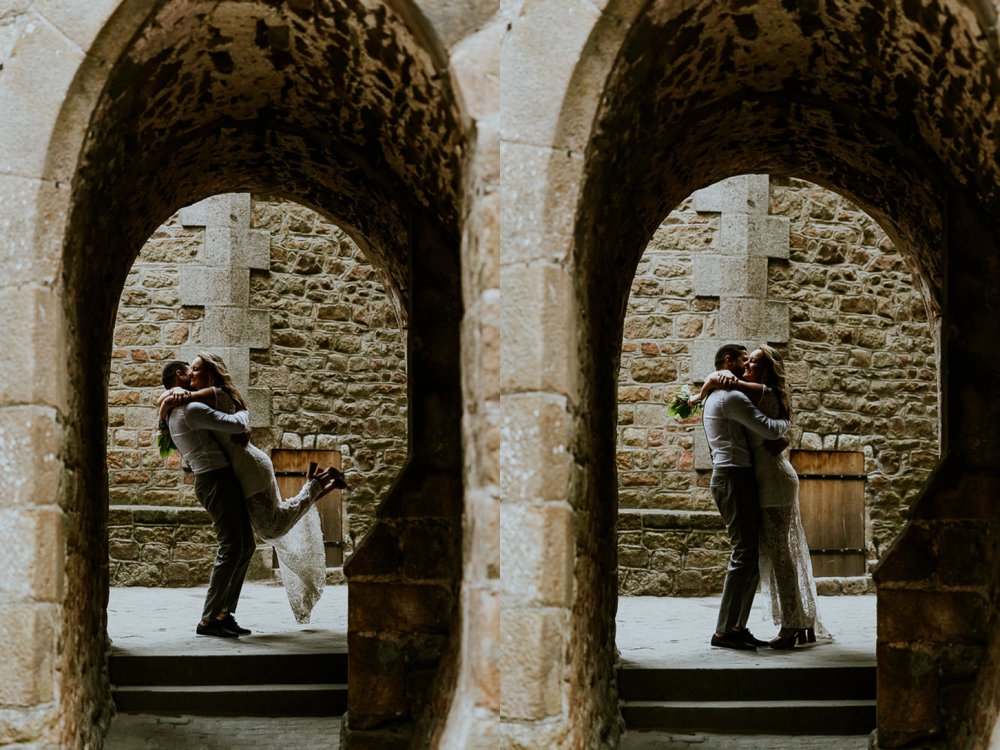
[698,345,827,648]
[159,353,346,623]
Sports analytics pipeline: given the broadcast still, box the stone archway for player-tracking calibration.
[504,1,1000,747]
[0,1,497,748]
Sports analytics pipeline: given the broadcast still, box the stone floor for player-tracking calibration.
[616,592,877,670]
[104,585,876,748]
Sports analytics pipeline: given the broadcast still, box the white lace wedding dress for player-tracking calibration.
[750,387,830,639]
[214,392,327,623]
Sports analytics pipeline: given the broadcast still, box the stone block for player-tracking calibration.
[500,607,566,720]
[179,267,248,307]
[762,215,791,258]
[719,214,790,259]
[451,15,500,120]
[247,388,272,428]
[693,429,712,471]
[500,141,580,266]
[876,643,941,746]
[347,633,407,728]
[501,393,572,503]
[33,0,129,53]
[692,174,769,215]
[0,287,65,407]
[878,589,987,644]
[179,194,245,229]
[349,583,451,634]
[0,603,56,705]
[0,507,63,600]
[501,502,573,607]
[693,255,767,296]
[242,229,271,270]
[0,407,62,507]
[501,0,601,153]
[0,10,84,181]
[0,175,66,287]
[122,405,155,429]
[718,299,789,341]
[633,404,670,426]
[501,261,577,394]
[246,309,271,349]
[204,227,237,266]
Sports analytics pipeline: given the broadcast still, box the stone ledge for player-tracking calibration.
[618,509,724,531]
[815,576,875,595]
[108,504,209,526]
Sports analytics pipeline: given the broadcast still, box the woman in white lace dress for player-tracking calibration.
[159,353,346,623]
[699,345,827,648]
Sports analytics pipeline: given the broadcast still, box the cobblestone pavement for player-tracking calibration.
[104,715,340,749]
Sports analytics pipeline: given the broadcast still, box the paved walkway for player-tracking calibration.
[105,585,876,749]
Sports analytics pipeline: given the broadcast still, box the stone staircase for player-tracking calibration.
[618,663,875,734]
[110,649,347,716]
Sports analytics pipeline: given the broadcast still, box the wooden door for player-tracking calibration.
[790,450,866,577]
[271,449,344,567]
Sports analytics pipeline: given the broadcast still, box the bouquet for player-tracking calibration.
[667,386,703,421]
[157,420,177,458]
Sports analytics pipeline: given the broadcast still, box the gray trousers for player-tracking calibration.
[711,467,761,633]
[194,467,256,621]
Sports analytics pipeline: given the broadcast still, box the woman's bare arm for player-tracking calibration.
[157,386,218,421]
[697,371,766,405]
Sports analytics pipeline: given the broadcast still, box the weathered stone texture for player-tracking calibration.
[617,178,940,596]
[248,197,407,554]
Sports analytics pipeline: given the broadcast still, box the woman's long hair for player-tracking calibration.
[197,352,248,412]
[756,344,792,420]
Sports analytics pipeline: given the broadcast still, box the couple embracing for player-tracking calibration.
[697,343,825,652]
[159,353,347,637]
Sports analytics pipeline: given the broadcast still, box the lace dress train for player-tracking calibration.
[214,392,327,623]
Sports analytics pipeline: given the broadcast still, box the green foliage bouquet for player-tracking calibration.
[667,386,703,421]
[157,420,177,458]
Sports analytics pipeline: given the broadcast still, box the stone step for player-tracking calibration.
[110,650,347,716]
[620,699,876,735]
[110,652,347,686]
[113,683,347,717]
[618,665,875,734]
[618,665,875,702]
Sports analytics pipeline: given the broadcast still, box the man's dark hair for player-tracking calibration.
[161,360,188,389]
[714,344,747,369]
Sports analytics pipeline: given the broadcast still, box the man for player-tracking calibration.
[702,344,789,651]
[161,360,255,638]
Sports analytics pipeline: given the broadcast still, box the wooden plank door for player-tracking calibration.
[790,450,866,577]
[271,449,344,567]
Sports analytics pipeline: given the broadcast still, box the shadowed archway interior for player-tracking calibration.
[58,1,466,746]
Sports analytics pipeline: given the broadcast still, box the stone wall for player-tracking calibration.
[617,176,940,596]
[107,195,407,586]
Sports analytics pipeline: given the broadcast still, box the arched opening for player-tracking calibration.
[612,174,942,740]
[50,1,468,746]
[616,176,940,601]
[508,0,1000,746]
[105,193,407,590]
[102,192,409,732]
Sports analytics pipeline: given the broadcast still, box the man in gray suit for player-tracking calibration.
[702,344,790,651]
